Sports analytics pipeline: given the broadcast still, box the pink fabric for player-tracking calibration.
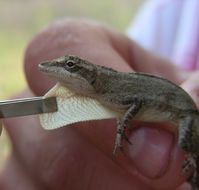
[127,0,199,71]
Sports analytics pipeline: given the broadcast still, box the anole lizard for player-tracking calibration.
[39,55,199,189]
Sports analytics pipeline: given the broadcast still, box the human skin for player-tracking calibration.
[1,19,198,190]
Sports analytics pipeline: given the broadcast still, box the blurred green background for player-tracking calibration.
[0,0,143,167]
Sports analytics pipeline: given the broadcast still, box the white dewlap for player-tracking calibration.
[39,83,118,129]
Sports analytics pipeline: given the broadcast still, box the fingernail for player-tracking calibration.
[128,125,174,178]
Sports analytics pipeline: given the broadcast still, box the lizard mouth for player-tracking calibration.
[38,61,56,73]
[39,61,71,83]
[39,61,49,69]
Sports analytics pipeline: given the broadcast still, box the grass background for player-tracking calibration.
[0,0,143,167]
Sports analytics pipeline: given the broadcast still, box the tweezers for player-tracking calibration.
[0,97,57,118]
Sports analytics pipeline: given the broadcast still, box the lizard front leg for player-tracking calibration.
[113,100,142,154]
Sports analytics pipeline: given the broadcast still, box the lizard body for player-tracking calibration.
[39,55,199,189]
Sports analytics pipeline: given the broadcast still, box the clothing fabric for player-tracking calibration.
[127,0,199,71]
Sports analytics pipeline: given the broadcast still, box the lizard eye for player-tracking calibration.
[66,60,75,68]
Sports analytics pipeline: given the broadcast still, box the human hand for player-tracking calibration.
[0,19,192,190]
[181,71,199,108]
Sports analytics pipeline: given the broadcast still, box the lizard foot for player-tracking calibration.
[113,129,132,154]
[182,154,197,174]
[113,102,141,154]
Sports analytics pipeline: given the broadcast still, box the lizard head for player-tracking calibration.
[39,55,98,95]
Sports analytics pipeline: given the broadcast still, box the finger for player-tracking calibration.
[77,121,189,189]
[181,72,199,107]
[24,19,186,96]
[23,19,189,189]
[0,155,41,190]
